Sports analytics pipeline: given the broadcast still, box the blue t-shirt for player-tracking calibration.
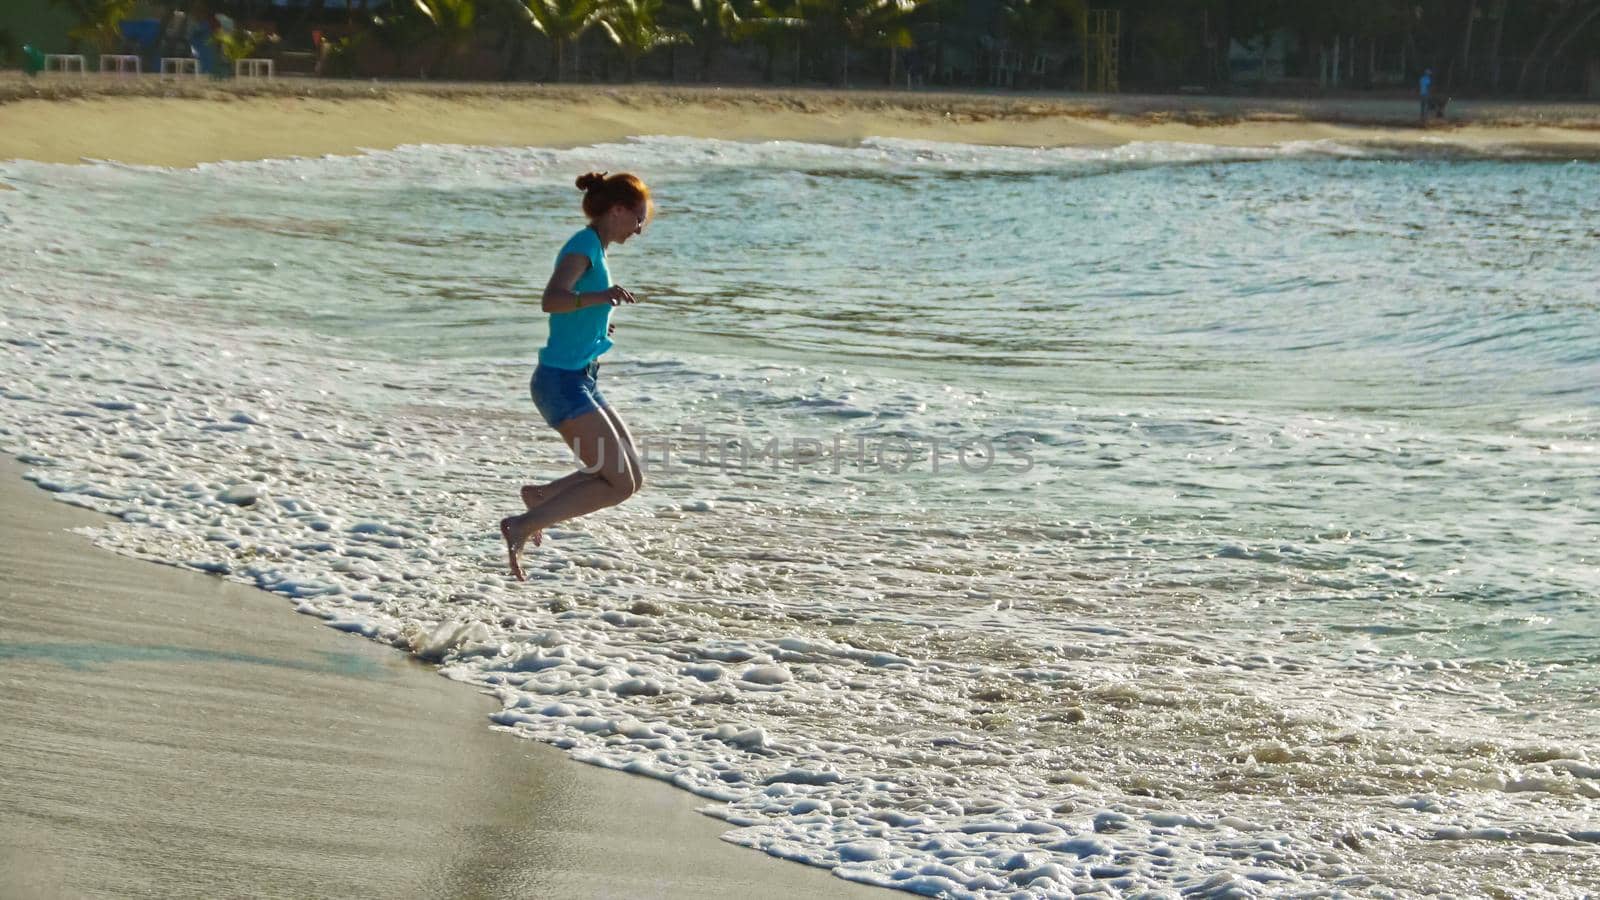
[539,227,614,370]
[1419,73,1432,97]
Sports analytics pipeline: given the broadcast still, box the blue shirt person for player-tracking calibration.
[539,226,615,371]
[500,172,653,582]
[1419,68,1434,124]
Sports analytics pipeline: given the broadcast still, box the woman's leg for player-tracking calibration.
[500,409,638,580]
[599,403,645,493]
[522,403,640,512]
[517,470,595,549]
[521,470,595,510]
[518,372,619,539]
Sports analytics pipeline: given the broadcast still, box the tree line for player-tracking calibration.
[40,0,1600,95]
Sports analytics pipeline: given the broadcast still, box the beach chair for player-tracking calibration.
[99,54,141,74]
[235,58,274,78]
[44,53,88,74]
[161,56,200,77]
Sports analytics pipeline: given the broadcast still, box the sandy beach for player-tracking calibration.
[0,458,885,898]
[2,75,1598,167]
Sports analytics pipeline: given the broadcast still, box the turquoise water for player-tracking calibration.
[2,138,1596,895]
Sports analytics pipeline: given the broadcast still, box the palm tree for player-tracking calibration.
[600,0,686,79]
[736,0,808,82]
[859,0,927,85]
[1456,0,1478,89]
[516,0,607,81]
[1516,0,1600,94]
[477,0,537,79]
[51,0,139,53]
[803,0,926,86]
[1000,0,1084,88]
[660,0,744,81]
[411,0,478,77]
[1486,0,1508,92]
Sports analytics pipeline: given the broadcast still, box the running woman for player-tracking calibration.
[500,171,651,580]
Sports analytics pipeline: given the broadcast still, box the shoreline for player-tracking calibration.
[2,80,1595,896]
[2,75,1598,167]
[0,457,885,899]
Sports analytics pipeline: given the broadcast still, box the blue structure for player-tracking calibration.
[119,19,161,72]
[188,22,218,74]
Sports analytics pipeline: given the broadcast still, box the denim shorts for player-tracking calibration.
[530,361,606,429]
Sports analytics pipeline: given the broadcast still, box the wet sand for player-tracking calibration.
[0,457,884,899]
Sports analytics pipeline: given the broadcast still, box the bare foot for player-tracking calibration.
[500,517,526,582]
[518,485,545,547]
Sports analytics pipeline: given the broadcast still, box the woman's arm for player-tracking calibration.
[542,253,635,312]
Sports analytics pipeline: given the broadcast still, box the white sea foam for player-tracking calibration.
[2,139,1597,897]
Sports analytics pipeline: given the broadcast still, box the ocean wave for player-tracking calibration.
[2,146,1597,897]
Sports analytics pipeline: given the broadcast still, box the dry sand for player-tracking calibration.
[0,458,885,899]
[2,75,1598,167]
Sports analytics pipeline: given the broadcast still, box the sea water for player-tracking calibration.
[1,138,1596,897]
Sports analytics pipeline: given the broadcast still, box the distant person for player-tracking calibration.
[499,172,651,581]
[1419,68,1448,125]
